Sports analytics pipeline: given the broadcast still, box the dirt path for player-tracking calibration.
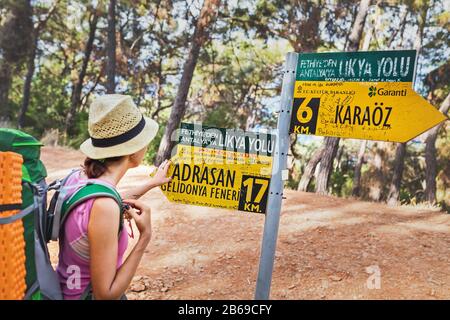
[42,146,450,300]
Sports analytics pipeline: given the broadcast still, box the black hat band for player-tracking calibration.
[91,116,146,148]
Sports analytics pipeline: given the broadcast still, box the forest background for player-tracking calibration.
[0,0,449,210]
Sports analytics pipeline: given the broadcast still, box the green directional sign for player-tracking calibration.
[289,50,448,142]
[296,50,417,82]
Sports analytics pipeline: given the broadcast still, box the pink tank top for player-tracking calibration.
[56,170,129,300]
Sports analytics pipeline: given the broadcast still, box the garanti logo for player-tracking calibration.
[368,86,407,97]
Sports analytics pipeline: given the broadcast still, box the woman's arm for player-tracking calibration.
[120,180,158,200]
[120,160,172,200]
[88,198,151,300]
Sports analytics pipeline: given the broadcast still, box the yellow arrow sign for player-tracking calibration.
[289,81,448,142]
[158,123,275,214]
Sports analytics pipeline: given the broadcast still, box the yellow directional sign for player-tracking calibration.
[289,50,448,142]
[290,81,448,142]
[159,123,275,214]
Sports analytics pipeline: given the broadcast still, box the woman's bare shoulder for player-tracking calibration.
[90,198,120,220]
[88,198,121,239]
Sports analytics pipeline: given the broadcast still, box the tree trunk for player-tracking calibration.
[335,144,344,170]
[0,63,12,122]
[106,0,116,93]
[0,0,33,122]
[152,54,164,119]
[298,147,323,191]
[386,4,428,204]
[307,0,370,194]
[351,3,379,197]
[155,0,221,166]
[424,93,450,204]
[387,143,406,205]
[65,10,99,137]
[369,142,387,201]
[316,137,340,194]
[425,137,438,205]
[346,0,371,52]
[292,2,322,53]
[18,37,37,128]
[352,140,367,197]
[17,2,57,128]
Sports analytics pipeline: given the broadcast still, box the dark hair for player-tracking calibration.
[83,156,124,178]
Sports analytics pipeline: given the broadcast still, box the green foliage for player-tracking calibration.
[15,68,71,138]
[203,104,240,128]
[143,123,165,165]
[67,111,89,148]
[330,170,354,197]
[191,37,286,130]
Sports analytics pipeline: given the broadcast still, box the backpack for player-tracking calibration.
[0,128,124,300]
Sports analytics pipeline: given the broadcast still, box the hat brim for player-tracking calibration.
[79,116,159,159]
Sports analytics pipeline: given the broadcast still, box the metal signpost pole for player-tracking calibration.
[254,52,298,300]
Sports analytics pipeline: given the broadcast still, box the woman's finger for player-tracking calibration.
[123,211,131,220]
[158,159,167,170]
[127,208,140,221]
[123,198,143,210]
[163,160,171,172]
[123,198,138,204]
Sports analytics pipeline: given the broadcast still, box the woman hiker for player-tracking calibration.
[56,94,171,300]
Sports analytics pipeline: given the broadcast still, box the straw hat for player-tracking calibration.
[80,94,159,159]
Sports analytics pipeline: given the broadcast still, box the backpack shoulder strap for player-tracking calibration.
[61,183,124,232]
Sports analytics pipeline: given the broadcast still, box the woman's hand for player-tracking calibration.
[151,159,172,187]
[123,198,152,241]
[119,160,172,200]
